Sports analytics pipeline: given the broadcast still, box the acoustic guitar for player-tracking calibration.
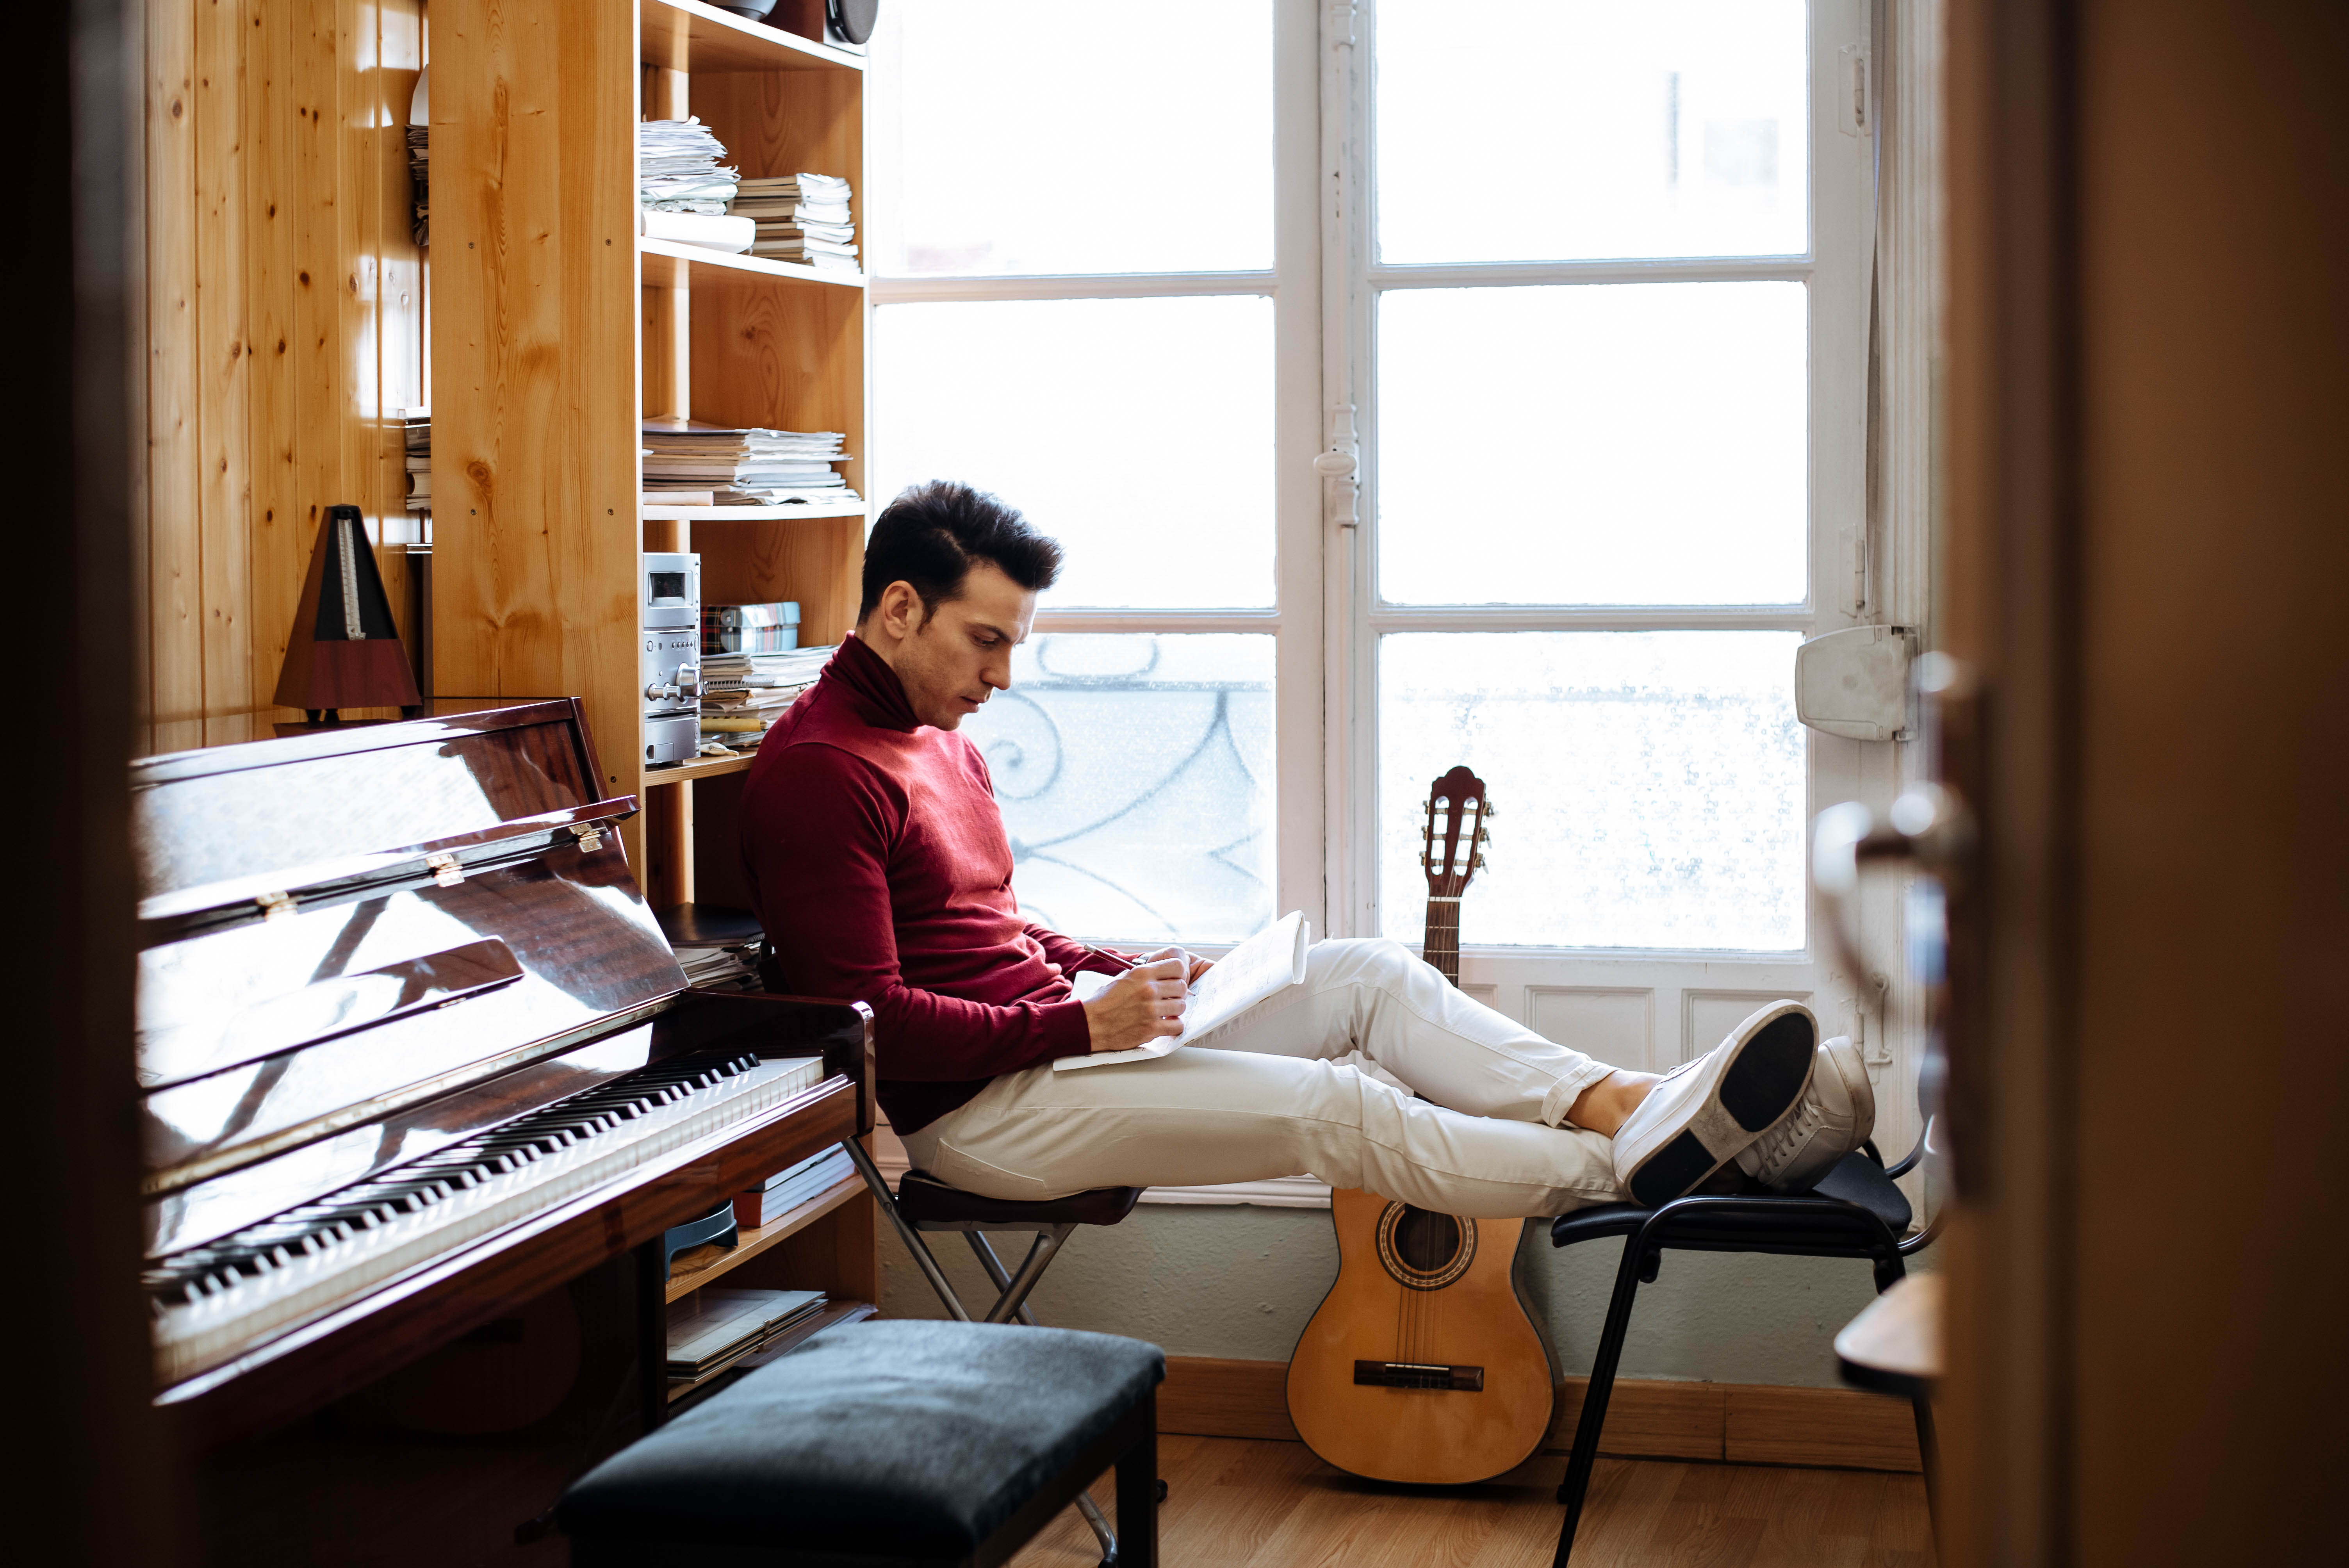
[1285,766,1558,1485]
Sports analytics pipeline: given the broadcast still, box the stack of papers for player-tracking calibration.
[641,420,858,506]
[735,1147,857,1228]
[401,410,431,513]
[665,1288,827,1385]
[701,644,836,749]
[678,946,757,991]
[639,119,752,252]
[731,172,857,272]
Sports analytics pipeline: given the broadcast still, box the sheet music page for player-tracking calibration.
[1054,911,1310,1071]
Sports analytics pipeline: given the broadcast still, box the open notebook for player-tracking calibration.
[1055,912,1311,1072]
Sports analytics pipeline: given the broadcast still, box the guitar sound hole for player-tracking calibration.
[1374,1202,1478,1290]
[1394,1208,1461,1272]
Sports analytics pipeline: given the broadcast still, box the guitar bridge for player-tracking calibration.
[1353,1360,1485,1392]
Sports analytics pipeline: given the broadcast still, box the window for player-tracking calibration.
[874,2,1878,1072]
[871,0,1309,946]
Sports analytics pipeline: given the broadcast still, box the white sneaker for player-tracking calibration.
[1736,1035,1877,1193]
[1610,1001,1818,1208]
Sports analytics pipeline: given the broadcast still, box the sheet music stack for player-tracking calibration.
[401,410,431,513]
[638,118,753,253]
[734,1147,858,1228]
[730,172,857,272]
[700,643,836,751]
[665,1288,828,1388]
[640,420,859,506]
[676,944,758,991]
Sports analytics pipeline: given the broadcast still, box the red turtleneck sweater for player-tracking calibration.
[739,635,1132,1135]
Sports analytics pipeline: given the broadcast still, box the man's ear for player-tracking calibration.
[877,579,926,639]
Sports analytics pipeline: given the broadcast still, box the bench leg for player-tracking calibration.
[1114,1393,1159,1568]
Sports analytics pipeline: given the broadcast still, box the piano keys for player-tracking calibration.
[130,701,873,1469]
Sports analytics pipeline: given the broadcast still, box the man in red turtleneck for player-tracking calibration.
[741,482,1860,1217]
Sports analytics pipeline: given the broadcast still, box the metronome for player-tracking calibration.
[272,504,423,724]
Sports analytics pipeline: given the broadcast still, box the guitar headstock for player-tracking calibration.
[1420,764,1492,898]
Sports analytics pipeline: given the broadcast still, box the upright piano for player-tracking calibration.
[131,702,870,1561]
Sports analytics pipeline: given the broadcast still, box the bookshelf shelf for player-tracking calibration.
[645,750,755,786]
[665,1172,866,1302]
[640,0,866,77]
[665,1299,878,1411]
[640,237,866,291]
[640,500,868,522]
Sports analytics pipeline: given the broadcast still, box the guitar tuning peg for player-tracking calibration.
[1477,827,1490,842]
[1473,853,1488,871]
[1482,803,1496,820]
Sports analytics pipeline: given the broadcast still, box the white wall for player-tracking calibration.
[878,1202,1936,1388]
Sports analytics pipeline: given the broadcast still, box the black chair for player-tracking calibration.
[1547,1130,1942,1566]
[844,1139,1148,1566]
[556,1318,1162,1568]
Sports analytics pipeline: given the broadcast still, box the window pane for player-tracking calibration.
[870,1,1273,276]
[875,296,1276,608]
[1378,282,1807,606]
[1380,632,1805,951]
[967,634,1276,945]
[1375,0,1809,264]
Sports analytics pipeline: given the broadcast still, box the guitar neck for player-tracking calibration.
[1420,900,1461,988]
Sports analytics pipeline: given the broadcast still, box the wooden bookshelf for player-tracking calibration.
[641,236,865,290]
[647,750,756,785]
[431,0,878,1350]
[666,1299,879,1412]
[665,1172,867,1302]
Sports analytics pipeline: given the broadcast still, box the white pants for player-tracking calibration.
[899,938,1625,1218]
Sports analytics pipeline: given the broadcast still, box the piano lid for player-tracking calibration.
[131,706,687,1194]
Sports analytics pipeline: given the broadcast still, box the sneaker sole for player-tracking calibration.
[1623,1006,1817,1208]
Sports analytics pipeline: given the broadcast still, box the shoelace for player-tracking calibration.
[1747,1096,1826,1176]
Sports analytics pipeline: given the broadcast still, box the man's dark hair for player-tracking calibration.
[859,480,1063,620]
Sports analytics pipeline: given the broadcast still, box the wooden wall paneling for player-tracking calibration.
[194,0,255,747]
[245,0,300,735]
[433,0,641,798]
[279,0,344,730]
[147,0,204,755]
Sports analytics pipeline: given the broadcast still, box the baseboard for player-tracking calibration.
[1158,1356,1923,1474]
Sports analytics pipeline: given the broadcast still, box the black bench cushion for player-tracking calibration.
[556,1319,1164,1559]
[896,1169,1142,1228]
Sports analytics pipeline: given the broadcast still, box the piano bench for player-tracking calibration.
[555,1318,1164,1568]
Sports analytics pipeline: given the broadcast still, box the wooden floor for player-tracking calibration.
[1012,1436,1934,1568]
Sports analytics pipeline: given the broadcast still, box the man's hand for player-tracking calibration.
[1084,957,1189,1053]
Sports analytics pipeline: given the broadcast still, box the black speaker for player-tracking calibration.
[769,0,877,54]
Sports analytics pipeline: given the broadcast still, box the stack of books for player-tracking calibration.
[730,172,857,272]
[703,601,801,655]
[640,420,858,506]
[701,643,836,750]
[665,1288,828,1389]
[734,1147,858,1228]
[406,127,428,246]
[638,118,752,253]
[401,410,431,513]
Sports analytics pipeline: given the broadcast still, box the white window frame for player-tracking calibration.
[870,0,1934,1199]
